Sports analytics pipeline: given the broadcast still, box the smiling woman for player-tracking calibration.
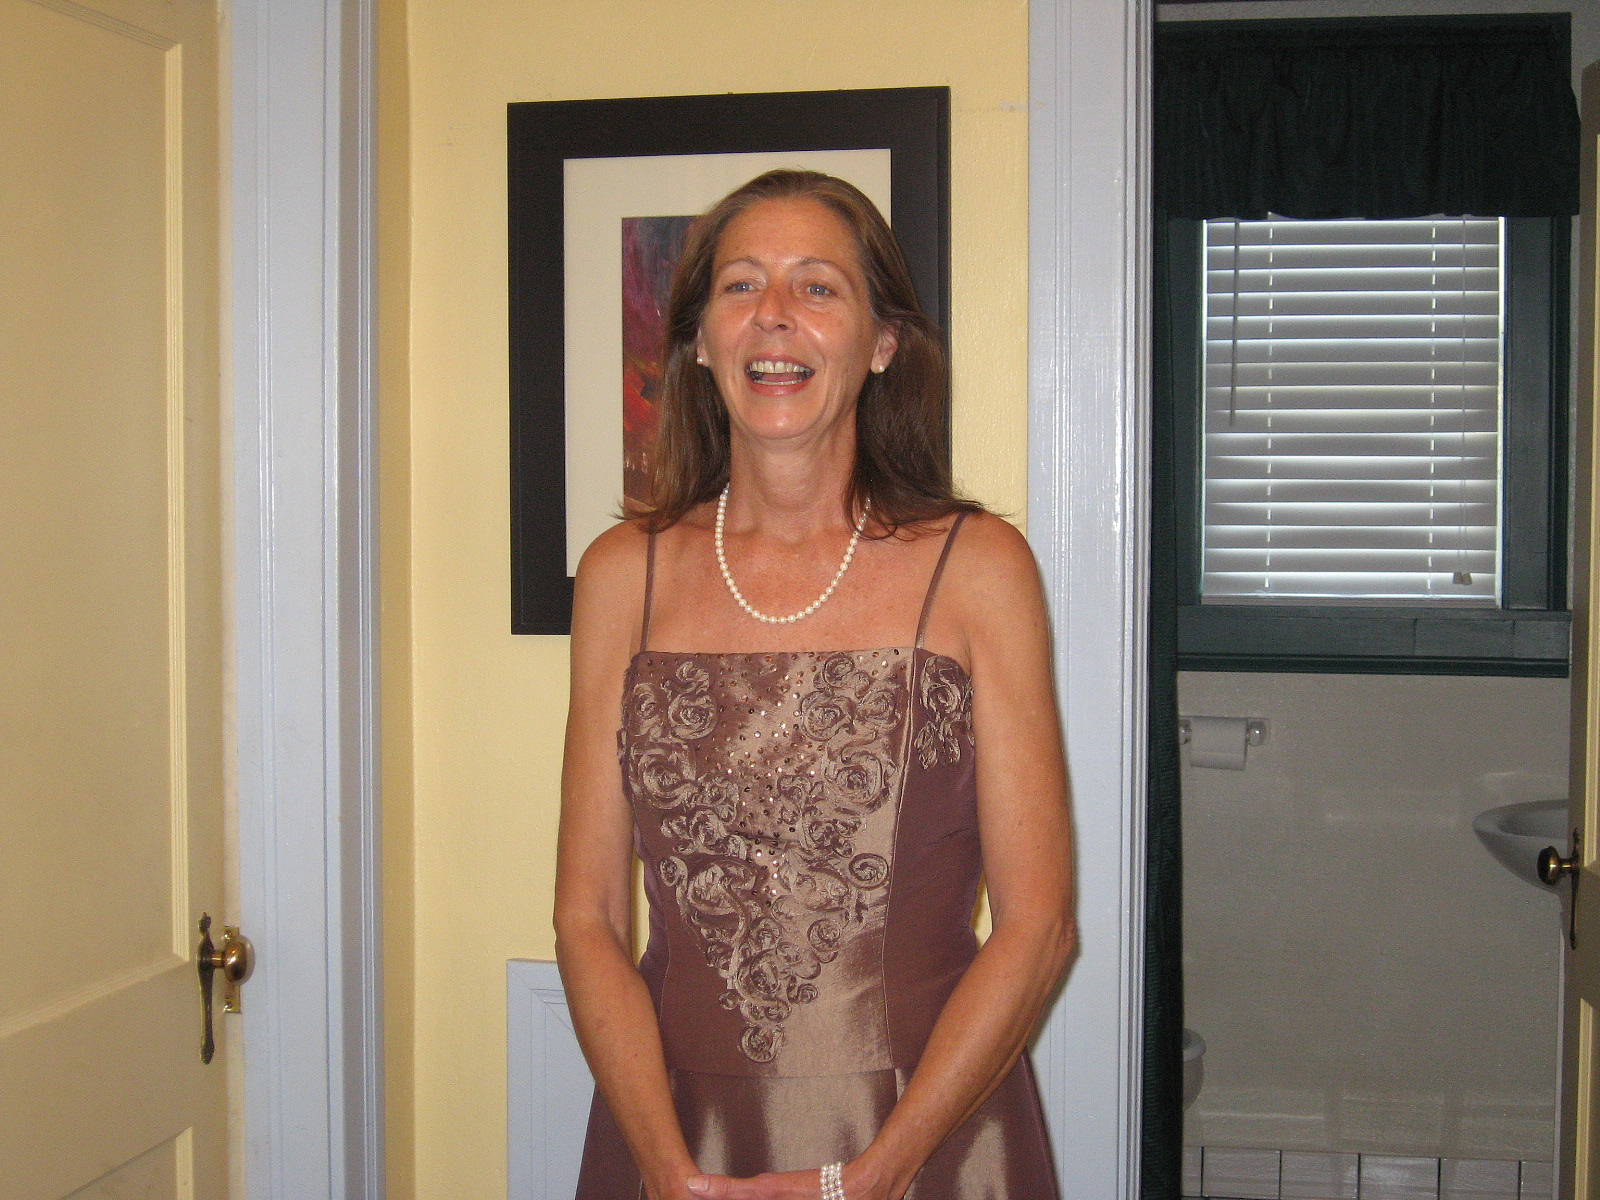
[552,171,1076,1200]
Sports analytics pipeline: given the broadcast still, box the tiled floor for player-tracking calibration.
[1182,1146,1553,1200]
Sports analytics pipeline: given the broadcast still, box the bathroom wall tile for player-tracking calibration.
[1179,672,1565,1161]
[1359,1154,1440,1200]
[1440,1159,1519,1200]
[1280,1151,1357,1199]
[1343,1093,1448,1149]
[1455,1094,1559,1161]
[1202,1147,1281,1199]
[1518,1161,1553,1200]
[1183,1145,1203,1197]
[1187,1085,1331,1152]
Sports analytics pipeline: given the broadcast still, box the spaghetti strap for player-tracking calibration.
[915,511,969,650]
[638,529,658,654]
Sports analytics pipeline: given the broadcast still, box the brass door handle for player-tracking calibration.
[1538,824,1582,950]
[197,913,255,1064]
[1539,846,1579,885]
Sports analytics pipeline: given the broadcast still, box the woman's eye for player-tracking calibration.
[724,280,755,293]
[805,282,834,297]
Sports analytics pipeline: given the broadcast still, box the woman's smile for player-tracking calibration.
[745,358,816,388]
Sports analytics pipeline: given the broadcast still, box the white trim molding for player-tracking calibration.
[507,961,594,1200]
[1028,2,1153,1196]
[230,1,382,1197]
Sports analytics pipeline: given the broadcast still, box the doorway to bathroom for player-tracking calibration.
[1147,9,1594,1200]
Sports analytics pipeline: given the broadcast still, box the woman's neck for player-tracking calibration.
[723,438,859,543]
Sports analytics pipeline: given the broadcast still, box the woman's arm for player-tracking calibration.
[688,513,1077,1200]
[556,524,701,1200]
[848,514,1076,1196]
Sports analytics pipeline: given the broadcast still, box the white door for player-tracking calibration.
[1560,58,1600,1200]
[0,0,232,1196]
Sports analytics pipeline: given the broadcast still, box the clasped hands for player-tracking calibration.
[684,1162,885,1200]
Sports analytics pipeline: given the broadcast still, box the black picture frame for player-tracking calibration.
[508,87,951,634]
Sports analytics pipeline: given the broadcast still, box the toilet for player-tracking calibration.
[1182,1028,1206,1110]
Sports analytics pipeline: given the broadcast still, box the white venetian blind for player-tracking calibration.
[1201,217,1504,604]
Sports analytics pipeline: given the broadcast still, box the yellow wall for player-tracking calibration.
[400,1,1030,1194]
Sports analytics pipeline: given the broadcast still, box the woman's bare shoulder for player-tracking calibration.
[910,509,1042,670]
[950,507,1026,547]
[950,510,1040,584]
[571,520,652,650]
[939,511,1045,630]
[576,519,650,587]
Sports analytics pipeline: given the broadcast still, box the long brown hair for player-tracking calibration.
[632,169,978,535]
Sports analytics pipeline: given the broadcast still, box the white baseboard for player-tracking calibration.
[507,960,594,1200]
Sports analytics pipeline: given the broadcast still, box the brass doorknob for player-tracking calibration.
[206,927,256,989]
[1538,846,1578,885]
[197,914,255,1064]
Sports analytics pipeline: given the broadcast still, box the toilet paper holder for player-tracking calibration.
[1178,717,1269,746]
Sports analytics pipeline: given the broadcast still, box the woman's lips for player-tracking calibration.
[745,358,815,385]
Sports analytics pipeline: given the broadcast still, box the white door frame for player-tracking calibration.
[229,2,383,1198]
[1028,2,1152,1196]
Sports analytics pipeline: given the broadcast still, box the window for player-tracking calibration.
[1161,216,1570,675]
[1151,12,1578,675]
[1201,216,1503,606]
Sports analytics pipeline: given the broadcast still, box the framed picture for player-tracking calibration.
[508,87,950,634]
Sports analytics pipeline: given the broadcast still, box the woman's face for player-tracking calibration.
[695,196,897,450]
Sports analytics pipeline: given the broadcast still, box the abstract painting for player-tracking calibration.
[620,215,693,508]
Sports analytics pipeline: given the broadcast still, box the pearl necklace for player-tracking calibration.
[714,486,869,624]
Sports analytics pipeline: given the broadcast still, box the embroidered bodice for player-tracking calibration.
[622,644,980,1076]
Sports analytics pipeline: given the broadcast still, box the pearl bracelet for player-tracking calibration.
[820,1161,847,1200]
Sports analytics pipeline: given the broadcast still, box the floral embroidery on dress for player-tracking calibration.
[913,653,975,768]
[623,651,905,1063]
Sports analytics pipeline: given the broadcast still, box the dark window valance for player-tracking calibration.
[1155,14,1580,220]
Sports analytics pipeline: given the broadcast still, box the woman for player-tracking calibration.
[555,170,1075,1200]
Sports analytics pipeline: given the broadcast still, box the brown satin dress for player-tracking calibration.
[573,513,1059,1199]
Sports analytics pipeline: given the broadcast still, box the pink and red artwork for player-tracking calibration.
[621,215,694,507]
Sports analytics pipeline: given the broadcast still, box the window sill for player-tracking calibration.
[1175,605,1571,676]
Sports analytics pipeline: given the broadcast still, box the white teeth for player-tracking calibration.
[747,359,812,375]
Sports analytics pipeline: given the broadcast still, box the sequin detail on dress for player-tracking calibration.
[623,650,908,1062]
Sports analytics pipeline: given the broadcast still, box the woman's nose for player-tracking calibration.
[753,286,793,331]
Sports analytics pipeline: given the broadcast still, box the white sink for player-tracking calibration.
[1473,799,1569,890]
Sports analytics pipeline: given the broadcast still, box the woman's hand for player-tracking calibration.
[685,1171,818,1200]
[644,1166,709,1200]
[686,1160,892,1200]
